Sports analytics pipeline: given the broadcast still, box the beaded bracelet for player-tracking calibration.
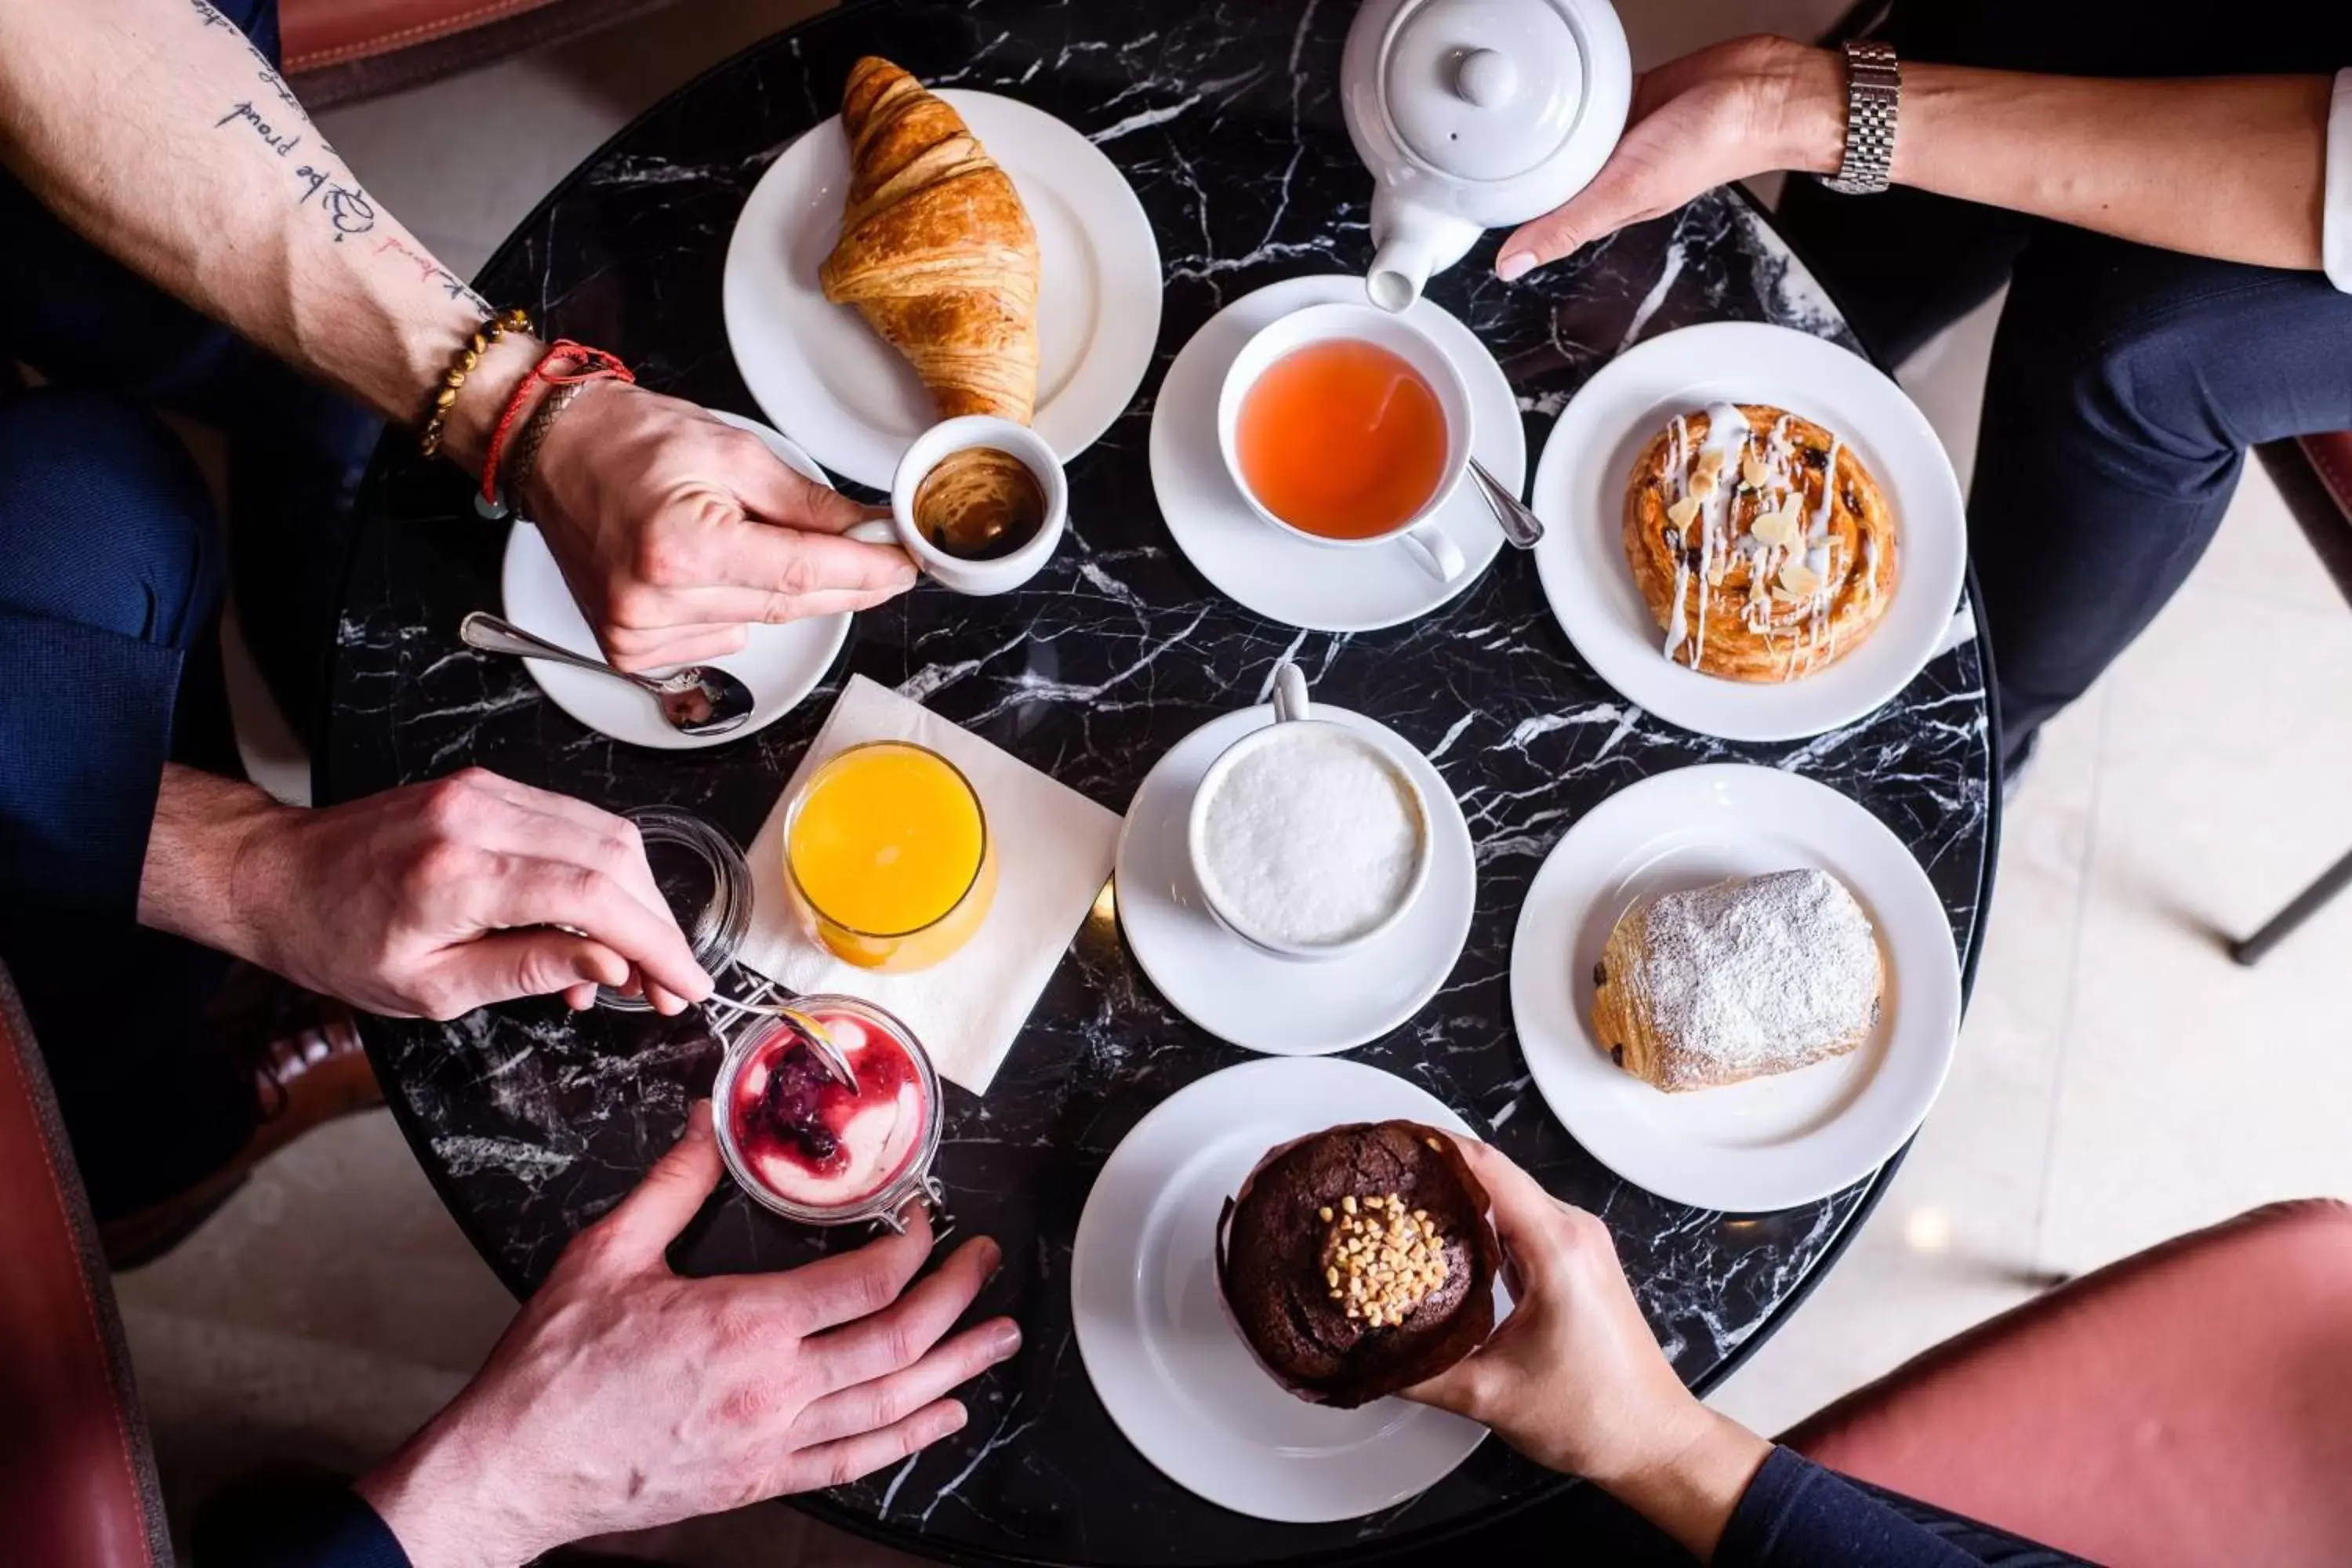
[417,307,532,460]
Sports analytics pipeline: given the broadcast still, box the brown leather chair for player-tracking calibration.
[281,0,685,107]
[1784,1200,2352,1566]
[0,960,172,1567]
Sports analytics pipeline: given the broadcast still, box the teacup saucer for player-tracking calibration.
[1113,703,1476,1054]
[1149,275,1524,633]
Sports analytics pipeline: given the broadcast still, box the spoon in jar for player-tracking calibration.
[702,993,862,1092]
[459,612,756,738]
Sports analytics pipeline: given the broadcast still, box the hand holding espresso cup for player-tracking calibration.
[847,416,1068,595]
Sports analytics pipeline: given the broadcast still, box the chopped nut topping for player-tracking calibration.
[1315,1191,1450,1329]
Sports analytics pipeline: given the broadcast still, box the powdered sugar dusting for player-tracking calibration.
[1632,870,1880,1083]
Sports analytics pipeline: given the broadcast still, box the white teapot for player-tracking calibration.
[1341,0,1632,312]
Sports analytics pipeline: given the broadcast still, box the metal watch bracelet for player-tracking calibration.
[1822,38,1900,196]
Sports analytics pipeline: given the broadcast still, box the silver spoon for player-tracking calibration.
[701,994,862,1092]
[459,612,756,738]
[1468,456,1544,549]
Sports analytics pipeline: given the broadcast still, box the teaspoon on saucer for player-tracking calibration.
[459,612,757,738]
[1468,456,1544,549]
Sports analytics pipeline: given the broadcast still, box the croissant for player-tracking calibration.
[1622,403,1899,682]
[1590,870,1883,1092]
[820,57,1041,425]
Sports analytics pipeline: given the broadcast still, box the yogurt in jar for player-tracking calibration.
[723,1004,933,1215]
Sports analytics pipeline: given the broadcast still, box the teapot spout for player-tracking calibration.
[1367,238,1434,314]
[1365,198,1483,313]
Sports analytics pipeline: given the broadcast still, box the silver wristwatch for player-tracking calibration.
[1822,38,1900,195]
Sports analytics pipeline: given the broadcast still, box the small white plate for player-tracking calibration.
[1071,1056,1498,1523]
[498,413,849,750]
[722,90,1163,489]
[1149,275,1522,633]
[1510,764,1961,1212]
[1114,704,1476,1054]
[1528,321,1967,742]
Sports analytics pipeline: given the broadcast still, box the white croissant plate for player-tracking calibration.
[723,89,1162,489]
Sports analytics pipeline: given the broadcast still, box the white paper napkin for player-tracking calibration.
[739,675,1122,1094]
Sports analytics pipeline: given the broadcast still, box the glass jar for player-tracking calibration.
[592,808,945,1232]
[710,994,946,1230]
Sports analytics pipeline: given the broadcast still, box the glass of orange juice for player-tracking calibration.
[783,741,997,971]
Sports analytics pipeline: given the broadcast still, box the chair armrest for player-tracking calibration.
[0,960,169,1568]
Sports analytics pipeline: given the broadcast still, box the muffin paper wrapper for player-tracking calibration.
[1214,1120,1502,1409]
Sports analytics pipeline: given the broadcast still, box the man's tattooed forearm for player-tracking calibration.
[216,100,301,157]
[376,237,488,307]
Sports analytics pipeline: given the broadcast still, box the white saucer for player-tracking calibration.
[722,90,1162,489]
[1149,275,1522,633]
[1509,764,1962,1212]
[498,413,849,750]
[1114,705,1476,1054]
[1071,1056,1498,1523]
[1529,321,1968,742]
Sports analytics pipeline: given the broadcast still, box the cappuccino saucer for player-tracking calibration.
[1149,275,1523,633]
[1113,702,1476,1054]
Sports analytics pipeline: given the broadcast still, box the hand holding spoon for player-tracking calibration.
[460,612,757,738]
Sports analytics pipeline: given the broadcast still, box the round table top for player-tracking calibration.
[321,2,1997,1562]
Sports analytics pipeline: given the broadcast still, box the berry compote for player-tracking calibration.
[717,998,938,1219]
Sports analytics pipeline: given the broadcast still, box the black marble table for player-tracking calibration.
[321,2,1996,1562]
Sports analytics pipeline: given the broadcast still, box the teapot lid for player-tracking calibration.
[1381,0,1586,184]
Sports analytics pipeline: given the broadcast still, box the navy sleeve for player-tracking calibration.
[1718,1446,1984,1568]
[203,1485,413,1568]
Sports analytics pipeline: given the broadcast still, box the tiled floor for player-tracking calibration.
[123,0,2352,1560]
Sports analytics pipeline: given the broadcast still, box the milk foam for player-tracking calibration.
[1199,725,1425,947]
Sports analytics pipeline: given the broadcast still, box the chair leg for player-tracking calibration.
[2230,844,2352,965]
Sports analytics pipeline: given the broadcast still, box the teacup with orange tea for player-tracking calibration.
[1217,302,1475,581]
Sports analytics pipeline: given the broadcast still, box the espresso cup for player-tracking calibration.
[1215,303,1474,584]
[1185,662,1434,962]
[846,416,1067,595]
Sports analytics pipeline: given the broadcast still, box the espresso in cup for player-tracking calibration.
[912,445,1050,561]
[1192,721,1431,955]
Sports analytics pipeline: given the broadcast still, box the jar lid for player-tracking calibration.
[1381,0,1585,184]
[597,805,752,1011]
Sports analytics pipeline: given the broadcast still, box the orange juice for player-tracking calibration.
[1236,338,1450,540]
[785,742,996,971]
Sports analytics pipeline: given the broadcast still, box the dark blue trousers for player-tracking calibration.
[0,0,379,1218]
[1777,0,2352,771]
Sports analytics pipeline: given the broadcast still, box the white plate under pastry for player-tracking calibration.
[499,412,849,750]
[1509,764,1961,1212]
[1529,321,1968,742]
[1071,1056,1503,1523]
[1113,704,1475,1055]
[1149,274,1521,633]
[722,89,1162,489]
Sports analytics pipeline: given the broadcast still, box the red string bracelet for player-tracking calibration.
[476,339,637,518]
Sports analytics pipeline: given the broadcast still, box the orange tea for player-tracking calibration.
[1236,338,1450,540]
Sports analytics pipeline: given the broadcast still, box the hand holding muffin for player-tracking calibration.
[1399,1139,1774,1563]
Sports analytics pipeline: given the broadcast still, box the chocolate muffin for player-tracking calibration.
[1216,1120,1500,1409]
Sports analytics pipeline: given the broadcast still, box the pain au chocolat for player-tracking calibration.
[1623,403,1898,682]
[1215,1121,1500,1409]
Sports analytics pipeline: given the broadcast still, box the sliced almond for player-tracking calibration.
[1778,559,1823,597]
[1689,469,1718,501]
[1693,448,1726,480]
[1665,494,1700,530]
[1749,507,1797,549]
[1740,451,1769,490]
